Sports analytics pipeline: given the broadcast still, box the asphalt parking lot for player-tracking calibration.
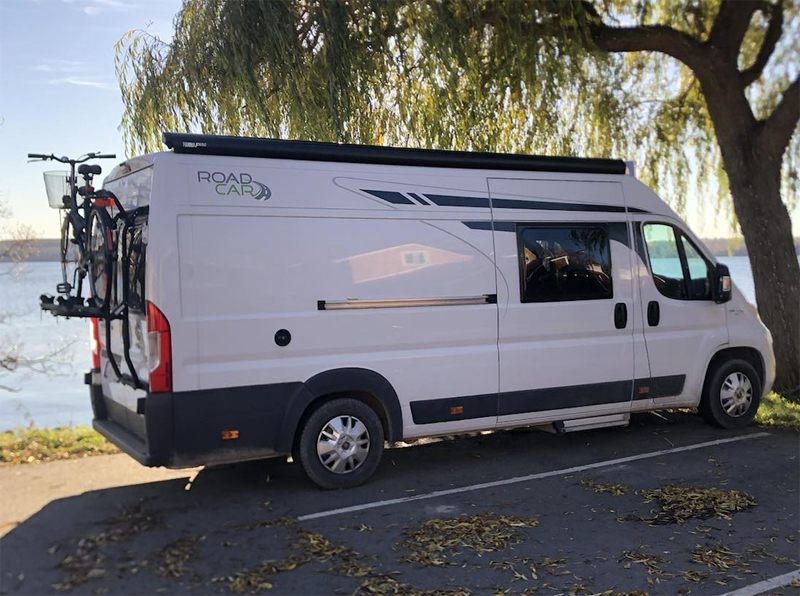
[1,411,798,596]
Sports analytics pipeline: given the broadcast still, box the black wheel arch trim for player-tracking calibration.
[277,367,404,452]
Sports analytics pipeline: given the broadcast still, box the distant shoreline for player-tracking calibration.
[1,237,799,261]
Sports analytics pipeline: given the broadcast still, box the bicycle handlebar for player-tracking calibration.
[27,152,116,163]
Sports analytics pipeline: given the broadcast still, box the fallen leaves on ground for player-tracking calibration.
[399,512,539,567]
[691,542,739,570]
[353,575,471,596]
[635,485,756,524]
[54,501,160,591]
[229,518,375,593]
[155,536,205,577]
[620,549,673,578]
[579,480,630,495]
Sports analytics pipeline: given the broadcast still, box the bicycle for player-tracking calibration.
[27,152,116,303]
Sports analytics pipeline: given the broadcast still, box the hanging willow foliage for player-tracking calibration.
[115,0,799,217]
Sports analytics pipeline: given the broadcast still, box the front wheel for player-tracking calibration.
[60,213,85,296]
[699,359,762,429]
[297,398,384,489]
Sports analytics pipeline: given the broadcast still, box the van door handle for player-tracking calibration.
[647,301,660,327]
[614,303,628,329]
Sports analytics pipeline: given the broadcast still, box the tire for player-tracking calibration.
[297,398,384,489]
[699,358,762,429]
[86,207,114,309]
[60,214,84,296]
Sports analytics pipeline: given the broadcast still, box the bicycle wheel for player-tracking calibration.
[60,214,84,296]
[87,206,115,309]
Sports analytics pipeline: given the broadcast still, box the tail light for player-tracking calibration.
[89,317,100,369]
[146,301,172,393]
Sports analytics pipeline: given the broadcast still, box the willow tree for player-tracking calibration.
[117,0,800,391]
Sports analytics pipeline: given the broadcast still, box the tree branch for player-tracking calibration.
[740,0,783,87]
[709,0,763,57]
[761,76,800,156]
[589,24,707,73]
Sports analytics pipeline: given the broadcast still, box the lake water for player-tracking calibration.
[0,257,779,430]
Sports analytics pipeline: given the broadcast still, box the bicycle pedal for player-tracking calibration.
[56,282,72,294]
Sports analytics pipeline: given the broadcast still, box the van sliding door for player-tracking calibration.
[488,178,636,425]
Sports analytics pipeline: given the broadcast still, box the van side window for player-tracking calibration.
[681,235,712,299]
[518,225,612,302]
[643,224,686,299]
[643,223,712,300]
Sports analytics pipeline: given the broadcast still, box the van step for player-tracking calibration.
[559,413,630,433]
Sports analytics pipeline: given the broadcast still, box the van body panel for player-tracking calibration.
[86,140,775,471]
[177,192,500,439]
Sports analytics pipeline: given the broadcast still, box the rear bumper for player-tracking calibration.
[88,377,307,469]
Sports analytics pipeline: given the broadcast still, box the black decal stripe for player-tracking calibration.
[499,380,632,415]
[408,192,431,205]
[607,222,631,248]
[633,375,685,399]
[492,198,628,213]
[361,189,414,205]
[463,221,493,231]
[462,221,515,232]
[424,194,491,208]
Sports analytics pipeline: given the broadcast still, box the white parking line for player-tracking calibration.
[717,569,800,596]
[297,432,770,521]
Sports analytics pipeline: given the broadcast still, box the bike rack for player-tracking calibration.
[40,205,149,392]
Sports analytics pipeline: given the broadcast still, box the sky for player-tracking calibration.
[0,0,797,240]
[0,0,181,238]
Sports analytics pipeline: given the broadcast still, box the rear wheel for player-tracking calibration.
[86,207,114,309]
[60,214,85,296]
[297,398,384,489]
[699,359,762,429]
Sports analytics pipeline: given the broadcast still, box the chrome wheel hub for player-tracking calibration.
[317,415,370,474]
[720,372,753,417]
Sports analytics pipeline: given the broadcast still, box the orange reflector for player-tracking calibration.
[221,430,239,440]
[450,406,464,415]
[638,386,649,394]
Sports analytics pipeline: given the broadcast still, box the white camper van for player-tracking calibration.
[87,133,774,489]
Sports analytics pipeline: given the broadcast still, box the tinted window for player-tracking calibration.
[518,225,612,302]
[643,223,686,299]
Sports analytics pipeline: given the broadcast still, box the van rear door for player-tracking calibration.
[489,178,636,425]
[96,164,152,441]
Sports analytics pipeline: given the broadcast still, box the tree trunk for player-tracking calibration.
[726,152,800,393]
[699,71,800,394]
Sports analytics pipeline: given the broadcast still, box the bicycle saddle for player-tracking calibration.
[78,164,102,176]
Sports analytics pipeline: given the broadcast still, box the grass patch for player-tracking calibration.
[0,424,118,465]
[755,392,800,431]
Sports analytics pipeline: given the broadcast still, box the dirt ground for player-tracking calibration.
[0,411,798,596]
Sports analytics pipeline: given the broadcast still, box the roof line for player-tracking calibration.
[162,132,627,176]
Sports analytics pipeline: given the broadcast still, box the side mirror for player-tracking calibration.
[712,263,732,303]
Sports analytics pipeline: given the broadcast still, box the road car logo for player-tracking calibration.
[197,171,271,201]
